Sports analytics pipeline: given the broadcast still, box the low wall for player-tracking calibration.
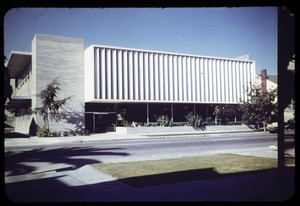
[14,115,33,134]
[116,125,253,135]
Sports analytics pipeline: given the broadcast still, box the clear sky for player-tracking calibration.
[4,7,277,75]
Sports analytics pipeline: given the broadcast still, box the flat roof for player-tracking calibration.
[86,44,255,63]
[7,51,31,79]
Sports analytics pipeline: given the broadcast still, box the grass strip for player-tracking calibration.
[92,154,277,185]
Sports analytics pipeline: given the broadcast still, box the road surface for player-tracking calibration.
[5,132,278,176]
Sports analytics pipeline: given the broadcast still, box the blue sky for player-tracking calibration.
[4,7,277,75]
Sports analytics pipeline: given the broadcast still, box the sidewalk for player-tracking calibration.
[4,164,295,202]
[4,125,262,147]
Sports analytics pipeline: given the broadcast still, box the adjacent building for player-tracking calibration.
[6,34,259,134]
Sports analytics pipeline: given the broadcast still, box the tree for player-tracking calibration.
[238,85,278,130]
[4,56,12,106]
[34,77,71,134]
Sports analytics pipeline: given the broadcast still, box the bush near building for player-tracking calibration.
[238,85,278,129]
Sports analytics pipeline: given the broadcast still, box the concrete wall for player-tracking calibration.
[32,34,85,132]
[14,64,33,97]
[116,125,253,135]
[14,115,32,134]
[84,46,95,102]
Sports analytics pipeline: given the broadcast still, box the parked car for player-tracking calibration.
[266,122,278,133]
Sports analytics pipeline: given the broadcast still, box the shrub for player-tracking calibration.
[83,129,91,136]
[63,131,70,136]
[120,119,130,127]
[185,112,205,129]
[156,115,169,126]
[51,131,60,137]
[203,117,214,126]
[69,130,76,136]
[37,127,50,137]
[185,112,195,126]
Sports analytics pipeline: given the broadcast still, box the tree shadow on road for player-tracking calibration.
[5,147,129,176]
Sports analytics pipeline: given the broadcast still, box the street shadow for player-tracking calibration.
[5,147,129,176]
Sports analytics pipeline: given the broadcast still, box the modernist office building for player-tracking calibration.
[6,34,256,134]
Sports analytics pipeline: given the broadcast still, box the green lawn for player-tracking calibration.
[92,154,277,186]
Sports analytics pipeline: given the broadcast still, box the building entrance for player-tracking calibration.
[85,112,116,133]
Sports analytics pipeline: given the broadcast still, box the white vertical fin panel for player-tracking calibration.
[164,54,169,101]
[149,53,154,101]
[228,61,233,102]
[191,57,196,102]
[220,60,225,102]
[123,51,128,100]
[100,48,106,99]
[187,57,192,101]
[204,58,209,102]
[128,51,134,100]
[246,62,252,102]
[212,59,217,102]
[94,48,100,99]
[112,49,117,99]
[133,51,139,100]
[236,62,244,102]
[173,56,178,101]
[224,60,228,102]
[106,49,111,99]
[200,58,204,102]
[144,53,149,101]
[232,61,237,103]
[117,50,123,99]
[182,56,187,101]
[159,54,164,101]
[239,62,245,102]
[169,55,173,101]
[178,56,183,101]
[208,59,213,102]
[217,59,220,102]
[139,52,144,100]
[195,57,200,101]
[154,54,159,100]
[242,62,247,101]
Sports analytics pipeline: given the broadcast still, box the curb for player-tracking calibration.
[144,129,262,137]
[4,130,272,148]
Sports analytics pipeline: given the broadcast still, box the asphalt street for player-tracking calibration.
[5,132,278,175]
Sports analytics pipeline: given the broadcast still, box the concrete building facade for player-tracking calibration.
[6,34,85,134]
[6,34,258,134]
